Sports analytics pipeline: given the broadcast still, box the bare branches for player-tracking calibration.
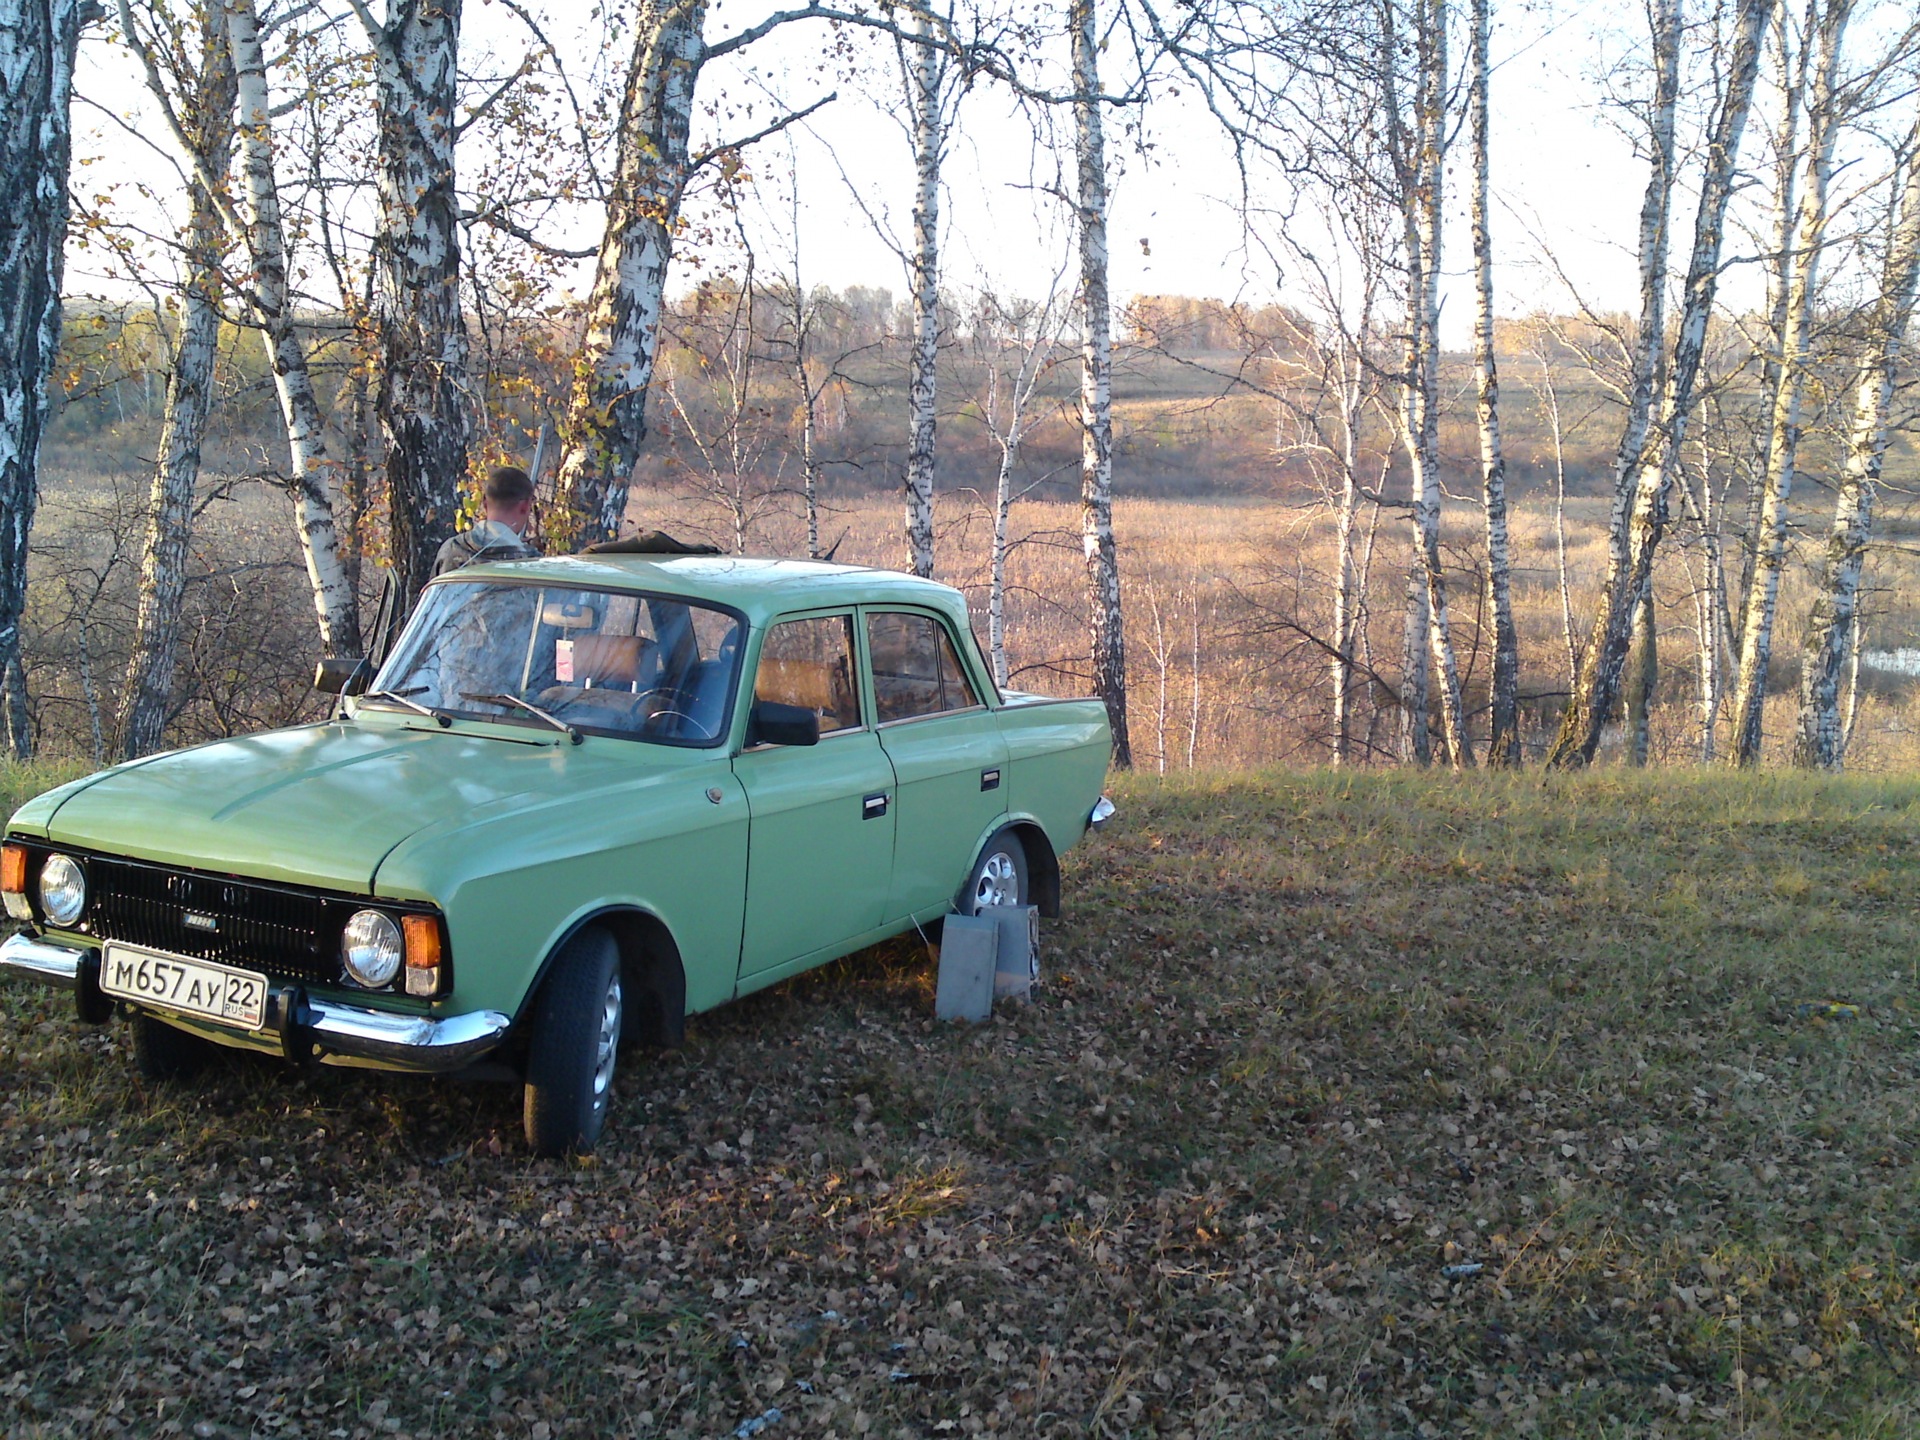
[691,91,838,173]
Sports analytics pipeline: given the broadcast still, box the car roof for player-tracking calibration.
[442,553,971,627]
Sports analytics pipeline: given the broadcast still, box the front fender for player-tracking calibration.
[376,759,748,1020]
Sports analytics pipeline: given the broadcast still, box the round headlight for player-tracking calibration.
[39,854,87,926]
[342,909,403,988]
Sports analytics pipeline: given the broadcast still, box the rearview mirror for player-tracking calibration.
[746,700,820,747]
[314,656,370,696]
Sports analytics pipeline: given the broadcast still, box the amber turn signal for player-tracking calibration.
[401,915,442,969]
[1,844,25,897]
[2,844,30,922]
[402,914,446,998]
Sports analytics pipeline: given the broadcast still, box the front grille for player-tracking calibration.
[83,857,343,985]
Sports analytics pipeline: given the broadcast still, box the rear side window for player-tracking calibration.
[755,616,862,734]
[867,612,979,723]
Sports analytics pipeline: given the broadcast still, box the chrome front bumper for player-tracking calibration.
[0,932,510,1073]
[0,932,88,989]
[1088,795,1116,831]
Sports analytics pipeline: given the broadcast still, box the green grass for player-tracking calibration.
[6,766,1920,1436]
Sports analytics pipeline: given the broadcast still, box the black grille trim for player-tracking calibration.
[20,848,441,989]
[86,857,341,981]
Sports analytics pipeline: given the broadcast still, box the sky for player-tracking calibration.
[66,0,1844,351]
[729,0,1656,347]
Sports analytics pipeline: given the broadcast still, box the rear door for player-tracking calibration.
[734,612,896,982]
[865,609,1009,922]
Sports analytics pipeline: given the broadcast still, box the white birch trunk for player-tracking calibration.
[1626,591,1655,764]
[1548,0,1774,767]
[0,0,90,758]
[1330,334,1363,766]
[1731,0,1851,764]
[797,343,822,560]
[1793,124,1920,767]
[1187,598,1200,768]
[365,0,470,602]
[902,7,942,578]
[1694,456,1727,760]
[1599,0,1681,610]
[1740,10,1805,620]
[1397,0,1471,769]
[118,13,236,759]
[1074,0,1131,766]
[1470,0,1519,763]
[553,0,704,549]
[990,425,1014,689]
[227,0,359,657]
[1399,551,1431,765]
[1535,357,1578,688]
[1548,0,1677,766]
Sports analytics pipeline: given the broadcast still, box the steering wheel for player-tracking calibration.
[643,708,717,740]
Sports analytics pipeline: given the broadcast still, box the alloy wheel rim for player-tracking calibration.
[592,973,622,1110]
[974,851,1018,910]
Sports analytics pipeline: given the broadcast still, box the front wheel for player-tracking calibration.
[522,927,623,1157]
[959,828,1029,916]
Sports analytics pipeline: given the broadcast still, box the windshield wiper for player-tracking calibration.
[459,692,584,745]
[362,688,451,726]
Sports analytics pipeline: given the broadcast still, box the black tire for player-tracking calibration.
[131,1012,214,1083]
[958,827,1029,916]
[522,927,623,1158]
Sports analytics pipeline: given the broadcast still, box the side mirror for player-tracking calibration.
[314,656,370,696]
[746,699,820,747]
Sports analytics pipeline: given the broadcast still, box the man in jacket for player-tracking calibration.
[433,466,541,575]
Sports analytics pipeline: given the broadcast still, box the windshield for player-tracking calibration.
[369,581,744,745]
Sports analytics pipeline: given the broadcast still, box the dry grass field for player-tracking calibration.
[631,481,1920,775]
[6,765,1920,1438]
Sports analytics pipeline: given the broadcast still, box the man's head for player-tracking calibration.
[482,465,536,533]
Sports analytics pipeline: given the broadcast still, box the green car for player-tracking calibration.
[0,556,1113,1154]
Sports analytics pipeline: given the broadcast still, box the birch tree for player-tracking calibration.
[0,0,93,757]
[1729,0,1852,765]
[761,153,866,562]
[348,0,470,606]
[965,279,1069,688]
[551,0,703,550]
[549,3,1017,553]
[1073,0,1131,767]
[226,0,360,656]
[1387,0,1470,769]
[767,275,844,561]
[1793,118,1920,767]
[1468,0,1518,763]
[114,3,237,759]
[1741,0,1812,619]
[1546,0,1774,768]
[901,5,947,578]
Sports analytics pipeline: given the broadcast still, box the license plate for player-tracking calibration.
[100,944,269,1031]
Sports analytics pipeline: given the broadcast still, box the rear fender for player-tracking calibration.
[968,816,1061,919]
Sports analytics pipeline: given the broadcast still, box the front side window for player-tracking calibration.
[371,582,742,744]
[867,612,979,724]
[755,616,862,734]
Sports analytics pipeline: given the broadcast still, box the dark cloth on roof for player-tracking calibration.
[581,531,723,557]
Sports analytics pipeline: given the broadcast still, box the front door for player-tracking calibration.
[734,614,895,983]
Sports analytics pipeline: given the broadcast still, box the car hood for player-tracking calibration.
[32,720,617,893]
